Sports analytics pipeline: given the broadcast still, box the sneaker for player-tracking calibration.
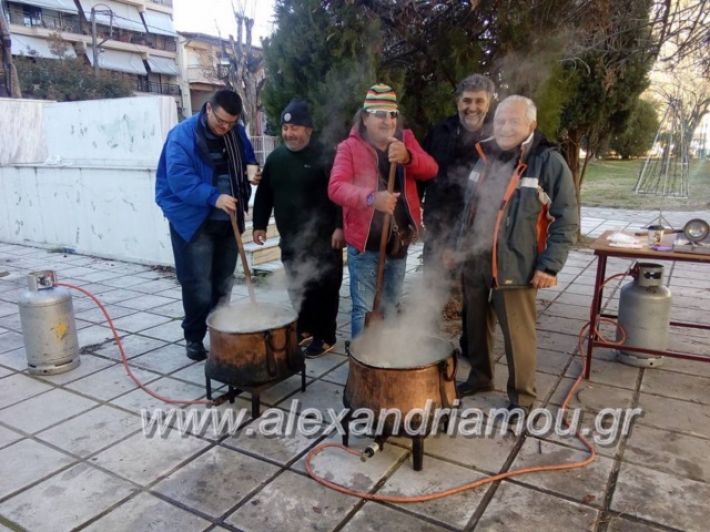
[456,380,494,398]
[186,341,207,361]
[303,339,335,359]
[298,332,314,347]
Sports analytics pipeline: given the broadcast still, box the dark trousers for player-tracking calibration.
[283,248,343,345]
[422,227,441,272]
[423,230,467,353]
[170,221,237,343]
[462,266,538,408]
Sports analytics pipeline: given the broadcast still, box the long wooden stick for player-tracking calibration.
[229,209,256,304]
[369,161,397,321]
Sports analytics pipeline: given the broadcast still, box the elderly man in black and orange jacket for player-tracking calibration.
[450,95,578,415]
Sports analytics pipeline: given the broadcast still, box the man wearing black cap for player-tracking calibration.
[252,99,344,357]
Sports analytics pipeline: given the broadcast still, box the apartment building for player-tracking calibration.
[177,30,265,124]
[3,0,182,111]
[176,31,228,117]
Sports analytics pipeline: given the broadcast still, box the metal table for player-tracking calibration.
[585,230,710,378]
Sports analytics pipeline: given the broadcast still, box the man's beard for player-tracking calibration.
[462,113,484,131]
[285,139,306,151]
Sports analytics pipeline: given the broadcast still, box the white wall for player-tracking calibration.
[0,95,179,265]
[43,96,177,167]
[0,98,49,165]
[0,165,174,265]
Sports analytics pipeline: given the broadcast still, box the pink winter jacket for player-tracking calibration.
[328,127,438,252]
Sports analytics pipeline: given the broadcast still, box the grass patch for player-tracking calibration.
[581,159,710,210]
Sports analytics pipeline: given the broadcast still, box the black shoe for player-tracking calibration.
[303,339,335,359]
[186,341,207,361]
[456,380,494,398]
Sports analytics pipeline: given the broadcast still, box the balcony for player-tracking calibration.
[185,65,223,84]
[135,79,180,96]
[145,34,177,52]
[7,8,81,34]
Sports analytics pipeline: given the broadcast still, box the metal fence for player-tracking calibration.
[251,135,278,166]
[135,79,181,96]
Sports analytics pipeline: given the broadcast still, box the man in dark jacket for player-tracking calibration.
[454,95,578,414]
[155,90,257,361]
[422,74,495,269]
[252,100,344,357]
[421,74,495,359]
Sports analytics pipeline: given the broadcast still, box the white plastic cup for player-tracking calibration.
[247,164,259,183]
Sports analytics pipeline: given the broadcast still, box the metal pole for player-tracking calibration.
[91,7,99,75]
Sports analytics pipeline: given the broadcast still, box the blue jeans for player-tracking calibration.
[170,221,237,343]
[347,244,407,339]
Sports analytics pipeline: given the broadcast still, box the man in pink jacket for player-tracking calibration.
[328,83,438,338]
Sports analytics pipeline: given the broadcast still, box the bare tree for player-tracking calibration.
[653,0,710,74]
[214,0,265,135]
[655,68,710,161]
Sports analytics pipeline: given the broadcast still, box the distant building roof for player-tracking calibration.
[178,31,263,52]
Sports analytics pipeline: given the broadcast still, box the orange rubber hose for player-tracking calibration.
[57,282,212,406]
[304,270,632,502]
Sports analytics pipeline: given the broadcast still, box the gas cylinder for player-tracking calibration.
[18,271,80,375]
[616,263,671,368]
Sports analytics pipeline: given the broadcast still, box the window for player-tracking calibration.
[22,5,42,27]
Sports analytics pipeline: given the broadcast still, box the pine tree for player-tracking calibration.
[261,0,381,147]
[261,0,705,231]
[557,0,657,209]
[610,99,660,159]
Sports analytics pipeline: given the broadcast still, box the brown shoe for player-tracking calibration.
[456,380,494,397]
[298,333,314,347]
[303,339,335,359]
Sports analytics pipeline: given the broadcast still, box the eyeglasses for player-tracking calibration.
[366,109,399,120]
[209,106,239,129]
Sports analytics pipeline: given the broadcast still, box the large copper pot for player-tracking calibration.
[206,302,303,386]
[344,335,457,436]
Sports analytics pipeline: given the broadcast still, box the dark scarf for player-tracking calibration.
[195,106,251,219]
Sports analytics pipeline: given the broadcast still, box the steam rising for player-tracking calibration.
[456,158,516,271]
[207,301,296,333]
[351,157,516,368]
[274,215,337,314]
[351,255,455,368]
[225,214,338,328]
[314,63,373,151]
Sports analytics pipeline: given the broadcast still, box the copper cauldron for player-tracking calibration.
[344,334,457,436]
[206,302,304,387]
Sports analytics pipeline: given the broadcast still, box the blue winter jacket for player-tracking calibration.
[155,111,256,242]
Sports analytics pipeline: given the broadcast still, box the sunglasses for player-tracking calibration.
[366,109,399,119]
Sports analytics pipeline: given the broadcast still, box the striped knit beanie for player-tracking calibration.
[363,83,398,111]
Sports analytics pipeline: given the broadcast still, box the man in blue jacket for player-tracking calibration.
[155,90,257,361]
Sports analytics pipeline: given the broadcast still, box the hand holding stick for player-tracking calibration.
[229,209,256,304]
